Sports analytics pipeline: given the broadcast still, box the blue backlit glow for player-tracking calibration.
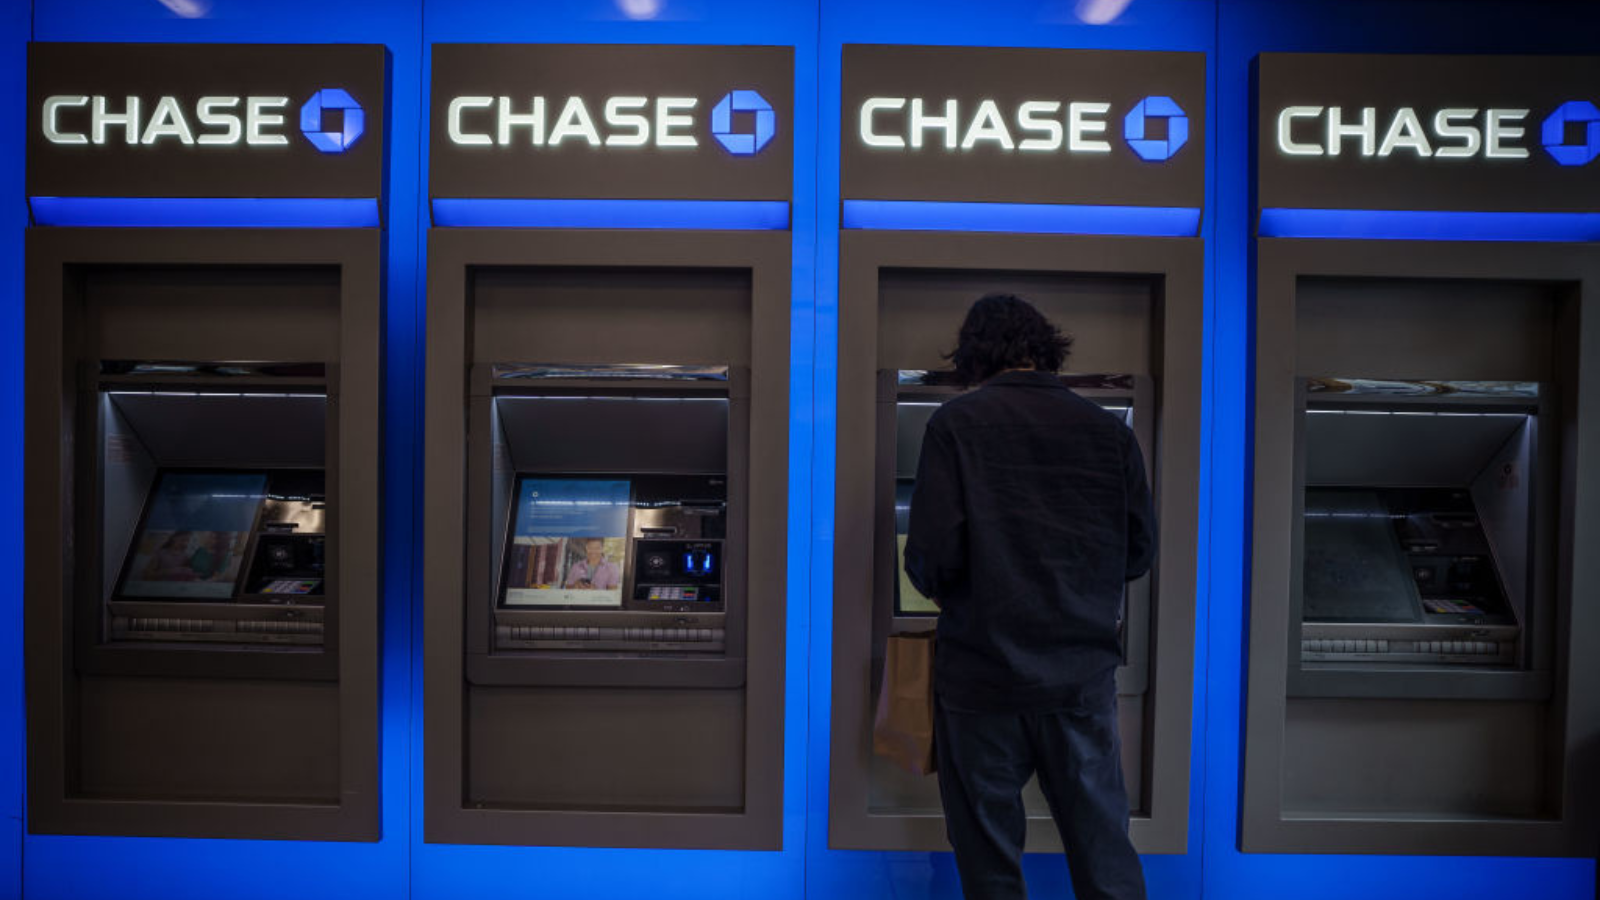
[1259,207,1600,242]
[430,198,791,229]
[29,196,380,228]
[841,199,1202,236]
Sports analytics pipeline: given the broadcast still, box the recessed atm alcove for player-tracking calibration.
[26,232,383,840]
[424,232,789,849]
[1243,245,1600,857]
[829,233,1201,853]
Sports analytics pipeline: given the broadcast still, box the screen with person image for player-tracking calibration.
[503,478,631,608]
[120,471,268,600]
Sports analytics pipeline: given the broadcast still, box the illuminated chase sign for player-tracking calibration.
[443,89,775,156]
[1274,102,1596,163]
[27,43,386,201]
[857,93,1188,162]
[40,88,365,153]
[1257,53,1600,215]
[842,45,1204,208]
[430,45,792,202]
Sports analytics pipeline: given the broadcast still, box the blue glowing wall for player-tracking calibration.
[1,2,27,897]
[9,2,1600,900]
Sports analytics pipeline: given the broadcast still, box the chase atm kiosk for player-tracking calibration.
[423,44,792,850]
[1242,54,1600,857]
[23,44,385,840]
[829,46,1204,855]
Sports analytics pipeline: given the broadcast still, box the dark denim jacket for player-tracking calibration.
[905,370,1156,712]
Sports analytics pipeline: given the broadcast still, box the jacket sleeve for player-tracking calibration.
[904,418,966,604]
[1124,429,1157,581]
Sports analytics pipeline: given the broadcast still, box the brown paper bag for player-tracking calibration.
[872,630,938,776]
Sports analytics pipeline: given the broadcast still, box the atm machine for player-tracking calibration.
[422,239,790,852]
[1243,257,1600,858]
[828,45,1203,854]
[23,38,385,843]
[1241,47,1600,861]
[830,254,1202,855]
[26,240,383,842]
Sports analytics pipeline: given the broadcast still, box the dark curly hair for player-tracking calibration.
[945,293,1073,386]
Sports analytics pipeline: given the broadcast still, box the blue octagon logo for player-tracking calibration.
[300,88,365,154]
[1542,100,1600,167]
[1123,95,1188,162]
[711,89,776,156]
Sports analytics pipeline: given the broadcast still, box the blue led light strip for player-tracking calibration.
[430,198,791,230]
[1259,208,1600,242]
[841,200,1202,237]
[29,197,380,228]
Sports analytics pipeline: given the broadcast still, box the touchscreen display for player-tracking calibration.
[895,534,941,616]
[504,478,631,608]
[120,471,267,600]
[1302,489,1422,623]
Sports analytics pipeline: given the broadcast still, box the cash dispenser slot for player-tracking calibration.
[1291,379,1547,695]
[466,365,749,689]
[86,368,334,679]
[876,369,1155,695]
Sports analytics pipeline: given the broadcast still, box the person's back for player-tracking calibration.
[904,292,1154,900]
[908,372,1152,712]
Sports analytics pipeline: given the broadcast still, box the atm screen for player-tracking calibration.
[895,535,941,616]
[1302,487,1516,625]
[119,471,267,600]
[503,477,632,609]
[893,481,940,616]
[1302,490,1422,623]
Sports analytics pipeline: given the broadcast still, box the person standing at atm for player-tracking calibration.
[905,293,1156,900]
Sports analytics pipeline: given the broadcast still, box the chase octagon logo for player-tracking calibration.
[300,88,365,154]
[711,89,776,156]
[1123,95,1188,162]
[1542,100,1600,166]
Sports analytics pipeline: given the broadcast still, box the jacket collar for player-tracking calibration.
[982,370,1065,389]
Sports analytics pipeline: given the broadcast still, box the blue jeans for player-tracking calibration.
[934,681,1145,900]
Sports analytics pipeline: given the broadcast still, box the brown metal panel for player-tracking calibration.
[25,228,382,841]
[1242,239,1600,857]
[76,675,340,803]
[465,686,746,811]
